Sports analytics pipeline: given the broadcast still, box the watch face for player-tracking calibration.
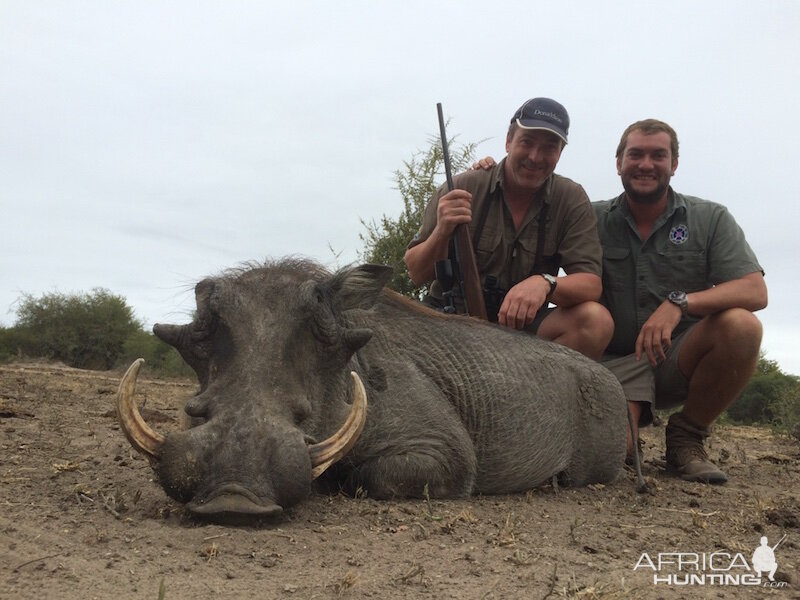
[669,291,687,303]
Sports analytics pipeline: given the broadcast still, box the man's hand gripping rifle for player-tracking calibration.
[435,103,488,321]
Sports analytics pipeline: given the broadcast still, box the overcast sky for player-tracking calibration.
[2,1,798,374]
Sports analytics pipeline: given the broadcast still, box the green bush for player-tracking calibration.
[0,326,31,361]
[768,384,800,436]
[119,330,193,378]
[727,355,800,433]
[359,128,480,298]
[0,289,195,378]
[11,289,142,370]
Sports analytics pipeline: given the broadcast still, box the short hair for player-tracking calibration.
[507,121,518,141]
[615,119,679,160]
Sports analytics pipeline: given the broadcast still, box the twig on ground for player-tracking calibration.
[662,507,719,517]
[396,563,424,584]
[13,553,61,572]
[542,563,558,599]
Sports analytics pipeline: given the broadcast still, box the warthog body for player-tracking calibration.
[121,259,627,520]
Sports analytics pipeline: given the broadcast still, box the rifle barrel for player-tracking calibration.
[436,103,455,191]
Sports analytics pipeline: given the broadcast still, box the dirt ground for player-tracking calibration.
[1,361,798,600]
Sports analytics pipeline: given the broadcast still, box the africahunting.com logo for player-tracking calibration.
[633,535,788,588]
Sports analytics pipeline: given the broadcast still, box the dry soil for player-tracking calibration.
[1,362,798,599]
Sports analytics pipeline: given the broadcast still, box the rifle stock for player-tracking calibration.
[452,224,488,320]
[437,103,488,321]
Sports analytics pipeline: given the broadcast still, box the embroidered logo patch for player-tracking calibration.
[669,224,689,245]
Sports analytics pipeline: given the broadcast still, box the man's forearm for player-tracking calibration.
[686,272,767,316]
[548,272,602,307]
[404,229,452,286]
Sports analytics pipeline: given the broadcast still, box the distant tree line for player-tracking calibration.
[725,354,800,436]
[0,289,191,377]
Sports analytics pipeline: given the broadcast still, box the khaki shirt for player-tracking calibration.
[408,159,601,303]
[594,190,764,355]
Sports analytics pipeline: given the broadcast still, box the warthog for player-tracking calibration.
[117,259,627,521]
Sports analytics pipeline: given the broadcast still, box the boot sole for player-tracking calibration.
[667,464,728,484]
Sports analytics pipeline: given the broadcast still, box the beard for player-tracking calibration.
[621,176,670,205]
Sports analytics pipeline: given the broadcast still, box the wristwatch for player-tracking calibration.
[667,291,689,316]
[540,273,558,296]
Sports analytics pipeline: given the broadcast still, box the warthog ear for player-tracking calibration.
[195,278,215,311]
[329,264,393,311]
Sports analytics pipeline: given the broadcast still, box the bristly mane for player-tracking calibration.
[218,256,333,283]
[207,258,466,322]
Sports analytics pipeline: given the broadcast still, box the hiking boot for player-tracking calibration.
[665,412,727,484]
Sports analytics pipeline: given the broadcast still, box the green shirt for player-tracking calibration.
[409,159,601,304]
[593,190,763,355]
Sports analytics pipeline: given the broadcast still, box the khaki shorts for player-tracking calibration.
[601,326,694,427]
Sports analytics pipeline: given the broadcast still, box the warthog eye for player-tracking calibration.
[293,397,312,424]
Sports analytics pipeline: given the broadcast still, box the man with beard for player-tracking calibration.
[594,119,767,483]
[405,98,613,360]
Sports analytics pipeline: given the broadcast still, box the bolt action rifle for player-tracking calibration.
[435,103,488,321]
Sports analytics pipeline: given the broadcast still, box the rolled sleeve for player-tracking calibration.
[554,188,603,276]
[707,205,764,283]
[406,184,446,251]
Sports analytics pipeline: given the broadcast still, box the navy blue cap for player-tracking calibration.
[511,97,569,144]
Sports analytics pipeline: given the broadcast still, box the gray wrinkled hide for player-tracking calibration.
[156,259,627,509]
[342,283,627,497]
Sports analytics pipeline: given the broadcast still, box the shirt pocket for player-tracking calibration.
[602,246,631,291]
[656,249,708,293]
[475,225,502,271]
[515,232,559,277]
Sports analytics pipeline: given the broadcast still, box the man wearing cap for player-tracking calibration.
[595,119,767,483]
[404,98,613,360]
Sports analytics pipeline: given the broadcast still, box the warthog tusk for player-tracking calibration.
[309,371,367,478]
[117,358,165,460]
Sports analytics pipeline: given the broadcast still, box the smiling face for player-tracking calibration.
[617,130,678,205]
[504,127,564,194]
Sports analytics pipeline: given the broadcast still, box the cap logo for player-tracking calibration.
[533,109,564,124]
[669,224,689,245]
